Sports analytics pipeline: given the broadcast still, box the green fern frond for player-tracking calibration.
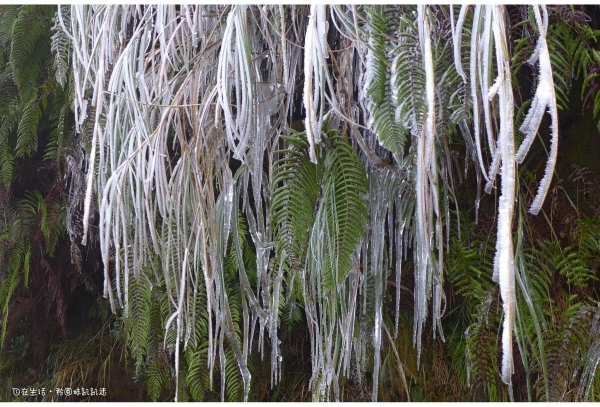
[20,189,43,216]
[186,343,209,401]
[465,291,501,399]
[321,129,369,289]
[574,217,600,256]
[365,5,407,158]
[445,222,495,310]
[224,347,243,401]
[22,243,30,287]
[0,143,14,189]
[146,357,169,401]
[281,301,303,330]
[7,238,24,272]
[527,239,596,291]
[272,130,322,269]
[126,270,152,371]
[273,127,368,290]
[16,94,41,157]
[51,7,71,88]
[0,266,21,348]
[392,10,428,135]
[9,6,51,96]
[0,6,18,48]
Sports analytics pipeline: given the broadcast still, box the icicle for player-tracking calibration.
[368,172,388,402]
[395,202,406,338]
[270,257,285,388]
[280,5,290,93]
[458,120,475,166]
[412,4,444,362]
[174,248,189,402]
[484,149,501,194]
[221,169,234,255]
[475,162,482,224]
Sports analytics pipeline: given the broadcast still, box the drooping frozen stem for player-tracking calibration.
[517,6,559,215]
[304,5,328,163]
[489,5,516,385]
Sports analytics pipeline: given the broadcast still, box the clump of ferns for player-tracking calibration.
[530,303,600,402]
[44,315,126,401]
[521,226,600,401]
[571,217,600,275]
[0,182,79,367]
[445,215,503,401]
[569,165,600,219]
[140,214,256,402]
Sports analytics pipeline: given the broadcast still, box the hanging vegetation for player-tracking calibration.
[2,4,600,402]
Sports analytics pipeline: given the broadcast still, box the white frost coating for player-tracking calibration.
[216,6,254,162]
[516,6,559,216]
[304,5,318,163]
[490,6,516,385]
[452,5,469,83]
[82,12,111,245]
[280,5,289,93]
[480,6,496,158]
[303,5,328,163]
[516,12,553,163]
[422,10,435,170]
[484,149,501,194]
[469,6,490,182]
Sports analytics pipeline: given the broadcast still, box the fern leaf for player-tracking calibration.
[272,131,322,269]
[146,358,167,401]
[365,5,407,158]
[16,94,41,157]
[0,266,21,348]
[127,271,152,371]
[321,130,369,289]
[0,144,15,189]
[51,7,71,88]
[10,6,49,96]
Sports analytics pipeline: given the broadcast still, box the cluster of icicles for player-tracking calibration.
[61,4,558,401]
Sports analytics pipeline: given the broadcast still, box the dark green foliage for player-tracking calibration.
[125,271,152,371]
[0,8,99,401]
[321,131,369,289]
[573,217,600,274]
[530,239,596,290]
[272,126,368,291]
[445,217,503,400]
[272,131,322,270]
